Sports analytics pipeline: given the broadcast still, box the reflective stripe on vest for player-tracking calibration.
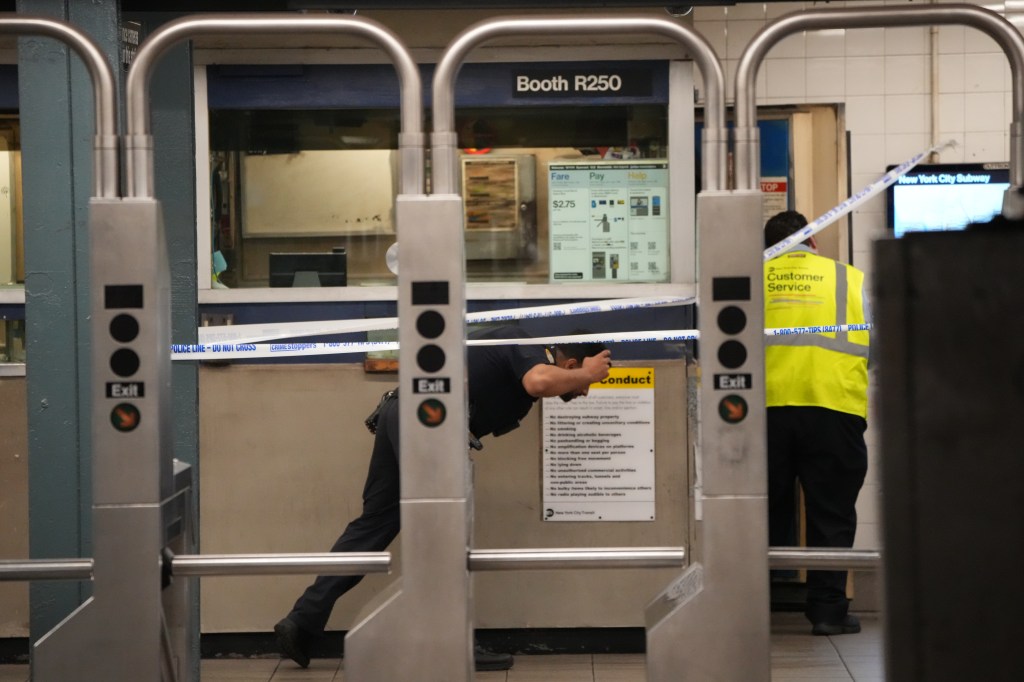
[764,251,869,418]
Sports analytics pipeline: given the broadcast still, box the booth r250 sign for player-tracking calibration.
[513,67,653,98]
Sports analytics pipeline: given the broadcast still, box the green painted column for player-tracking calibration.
[17,0,120,639]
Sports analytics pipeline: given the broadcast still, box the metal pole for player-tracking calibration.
[0,559,93,581]
[431,16,726,194]
[768,547,881,571]
[170,552,391,577]
[469,547,685,571]
[125,13,424,199]
[0,16,118,198]
[735,4,1024,190]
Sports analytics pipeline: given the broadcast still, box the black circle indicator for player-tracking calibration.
[717,306,747,335]
[416,310,445,339]
[109,314,139,343]
[110,348,140,377]
[718,395,748,424]
[111,403,141,432]
[417,399,446,427]
[417,344,445,372]
[717,340,747,369]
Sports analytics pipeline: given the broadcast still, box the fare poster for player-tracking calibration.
[548,161,669,283]
[541,367,656,522]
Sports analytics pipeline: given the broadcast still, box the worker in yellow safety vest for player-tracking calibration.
[763,210,870,637]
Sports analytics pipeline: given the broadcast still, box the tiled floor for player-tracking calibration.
[0,613,884,681]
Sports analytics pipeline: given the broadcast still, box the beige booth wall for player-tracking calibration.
[0,377,29,637]
[199,359,689,632]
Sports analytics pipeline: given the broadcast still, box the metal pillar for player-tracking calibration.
[733,4,1024,192]
[31,195,193,682]
[645,191,770,682]
[0,12,423,682]
[429,15,732,682]
[0,14,186,682]
[345,194,473,681]
[125,14,423,682]
[700,7,1024,682]
[874,228,1024,682]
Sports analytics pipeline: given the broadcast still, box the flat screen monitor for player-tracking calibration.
[887,162,1009,237]
[269,250,347,287]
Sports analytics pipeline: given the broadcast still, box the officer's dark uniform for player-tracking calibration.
[285,326,548,636]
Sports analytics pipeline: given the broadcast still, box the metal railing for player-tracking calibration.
[124,13,424,199]
[2,15,118,197]
[430,15,726,195]
[734,3,1024,190]
[1,545,881,582]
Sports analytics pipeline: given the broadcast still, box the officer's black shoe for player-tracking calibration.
[275,617,311,668]
[811,614,861,636]
[474,644,514,671]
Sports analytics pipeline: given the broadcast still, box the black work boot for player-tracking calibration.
[274,617,312,668]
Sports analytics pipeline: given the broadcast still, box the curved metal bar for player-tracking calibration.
[735,4,1024,190]
[0,558,94,581]
[768,547,881,571]
[469,547,685,571]
[125,13,423,198]
[170,552,391,577]
[432,16,725,194]
[1,16,118,198]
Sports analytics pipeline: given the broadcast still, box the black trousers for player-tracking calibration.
[287,395,401,635]
[767,405,868,623]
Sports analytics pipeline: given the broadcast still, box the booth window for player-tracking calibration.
[0,120,22,289]
[0,119,25,364]
[206,104,669,288]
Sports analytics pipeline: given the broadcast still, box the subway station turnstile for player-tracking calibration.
[5,4,1024,681]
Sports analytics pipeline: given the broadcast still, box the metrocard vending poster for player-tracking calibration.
[541,367,656,521]
[548,161,669,283]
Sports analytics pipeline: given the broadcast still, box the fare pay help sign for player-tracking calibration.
[541,367,656,522]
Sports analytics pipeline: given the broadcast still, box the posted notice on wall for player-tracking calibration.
[541,367,655,521]
[548,161,669,283]
[761,177,788,224]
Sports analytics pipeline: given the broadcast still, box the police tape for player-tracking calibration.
[763,140,957,261]
[196,295,694,345]
[764,323,871,336]
[172,341,400,360]
[172,323,872,360]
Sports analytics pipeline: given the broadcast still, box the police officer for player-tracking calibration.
[763,210,870,636]
[274,325,612,670]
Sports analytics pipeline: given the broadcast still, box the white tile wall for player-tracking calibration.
[845,56,886,96]
[765,58,808,99]
[884,26,928,56]
[938,93,966,132]
[728,20,768,60]
[965,53,1009,92]
[692,0,1015,562]
[938,54,966,94]
[845,26,885,55]
[726,2,769,21]
[937,24,965,54]
[846,96,886,134]
[965,92,1006,132]
[964,26,1001,53]
[963,131,1008,160]
[806,57,846,98]
[884,95,928,134]
[884,55,927,95]
[806,29,847,58]
[849,133,886,175]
